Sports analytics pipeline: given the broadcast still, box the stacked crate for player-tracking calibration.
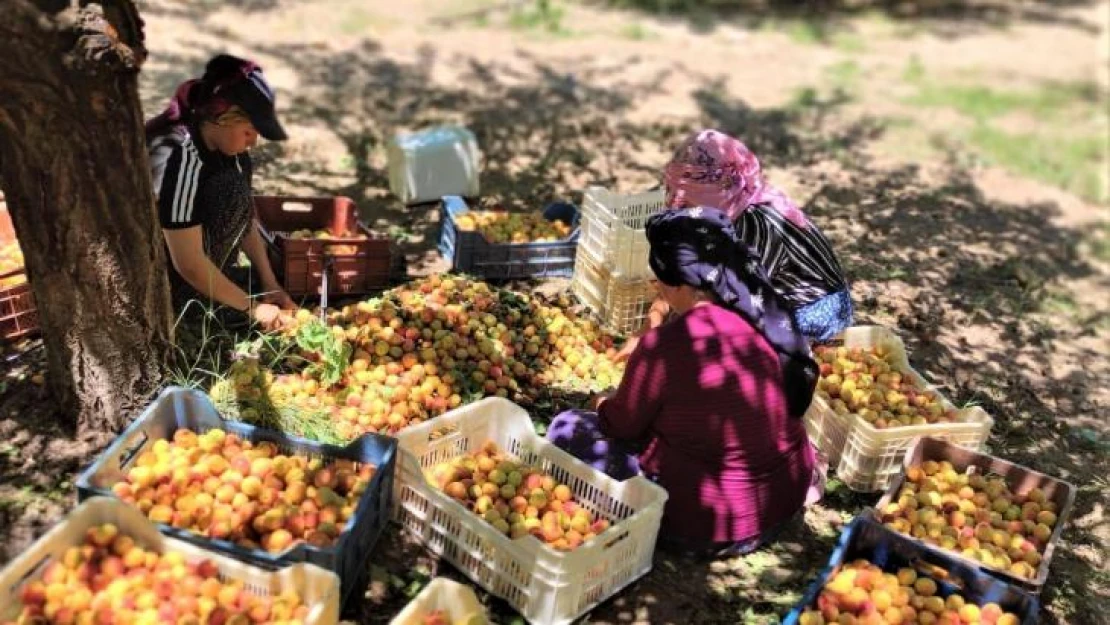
[570,188,665,335]
[0,192,39,341]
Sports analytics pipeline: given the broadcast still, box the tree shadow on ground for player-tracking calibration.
[802,147,1108,625]
[131,16,1109,623]
[0,343,99,563]
[694,82,1109,623]
[213,34,877,281]
[357,510,841,624]
[0,2,1097,621]
[598,0,1102,38]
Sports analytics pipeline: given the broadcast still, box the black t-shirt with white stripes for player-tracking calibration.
[734,204,848,309]
[149,124,254,310]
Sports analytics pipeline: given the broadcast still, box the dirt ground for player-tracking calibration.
[2,1,1108,623]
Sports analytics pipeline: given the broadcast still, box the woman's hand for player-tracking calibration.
[261,286,296,310]
[251,302,291,332]
[613,297,672,363]
[614,337,639,363]
[590,390,614,411]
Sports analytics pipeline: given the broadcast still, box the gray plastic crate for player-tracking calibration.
[438,196,578,280]
[76,386,396,609]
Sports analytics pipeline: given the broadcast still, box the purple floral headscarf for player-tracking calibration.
[646,207,817,418]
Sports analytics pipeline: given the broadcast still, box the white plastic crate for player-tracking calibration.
[390,578,489,625]
[803,326,994,492]
[388,126,480,205]
[391,398,668,625]
[571,250,656,336]
[578,188,665,280]
[0,497,340,624]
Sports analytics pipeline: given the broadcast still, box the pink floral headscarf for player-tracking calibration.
[663,129,808,228]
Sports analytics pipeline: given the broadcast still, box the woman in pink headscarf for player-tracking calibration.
[619,129,852,360]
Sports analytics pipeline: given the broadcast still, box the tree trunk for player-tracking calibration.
[0,0,172,441]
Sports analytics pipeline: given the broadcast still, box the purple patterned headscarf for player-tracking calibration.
[646,207,817,418]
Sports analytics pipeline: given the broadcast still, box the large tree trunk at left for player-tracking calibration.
[0,0,172,440]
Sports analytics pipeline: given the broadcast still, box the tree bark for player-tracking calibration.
[0,0,172,440]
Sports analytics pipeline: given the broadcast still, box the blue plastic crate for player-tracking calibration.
[75,386,396,610]
[438,196,579,279]
[783,517,1039,625]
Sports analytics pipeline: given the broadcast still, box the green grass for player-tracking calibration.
[778,19,867,52]
[338,7,385,35]
[788,86,821,110]
[620,22,655,40]
[907,81,1102,121]
[900,77,1108,202]
[1038,289,1081,318]
[826,59,861,91]
[902,55,926,83]
[509,1,572,35]
[832,30,867,53]
[1086,221,1110,263]
[783,19,827,45]
[968,126,1106,203]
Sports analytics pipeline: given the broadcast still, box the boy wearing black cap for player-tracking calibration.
[146,54,293,329]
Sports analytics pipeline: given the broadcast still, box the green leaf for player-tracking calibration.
[404,579,426,598]
[295,319,332,352]
[294,320,351,390]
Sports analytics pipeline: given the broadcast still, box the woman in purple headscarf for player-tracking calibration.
[547,207,824,557]
[619,130,852,360]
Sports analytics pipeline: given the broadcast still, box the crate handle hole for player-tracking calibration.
[428,425,461,443]
[10,554,51,594]
[281,202,314,213]
[600,528,631,551]
[910,557,964,592]
[120,431,149,467]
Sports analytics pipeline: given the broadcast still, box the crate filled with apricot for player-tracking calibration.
[439,197,579,279]
[256,195,392,297]
[797,560,1026,625]
[388,577,488,625]
[0,498,339,625]
[426,441,611,551]
[0,237,39,342]
[814,344,957,429]
[393,398,669,625]
[453,210,574,244]
[106,428,377,554]
[803,327,993,492]
[2,523,311,625]
[77,387,397,608]
[420,609,485,625]
[871,437,1075,592]
[284,227,375,256]
[0,239,26,287]
[784,516,1038,625]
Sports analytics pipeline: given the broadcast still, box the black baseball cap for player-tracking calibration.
[214,61,289,141]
